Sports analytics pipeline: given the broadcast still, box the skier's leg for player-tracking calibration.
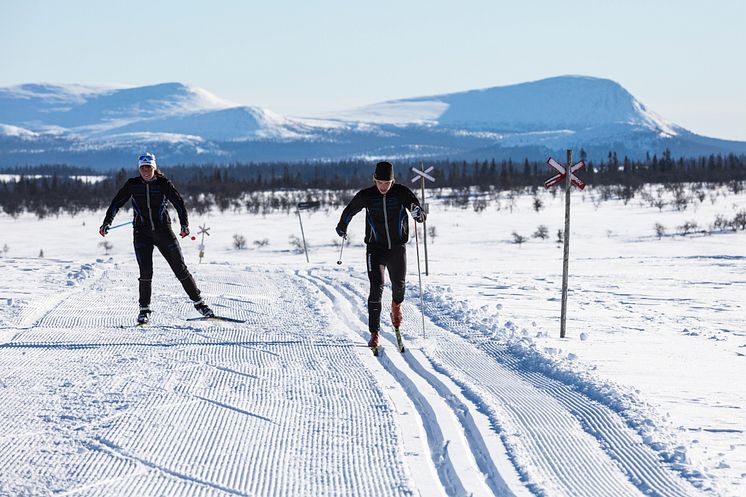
[154,229,201,302]
[133,230,155,308]
[387,244,407,304]
[387,244,406,328]
[366,247,386,333]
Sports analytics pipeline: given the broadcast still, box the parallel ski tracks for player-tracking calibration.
[310,269,706,497]
[303,270,527,497]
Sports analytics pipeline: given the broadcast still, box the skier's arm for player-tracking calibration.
[336,190,367,235]
[162,179,189,228]
[102,182,133,226]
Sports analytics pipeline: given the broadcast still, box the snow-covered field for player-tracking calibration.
[1,184,744,497]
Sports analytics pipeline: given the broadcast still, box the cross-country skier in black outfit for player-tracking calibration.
[99,153,214,324]
[335,161,427,348]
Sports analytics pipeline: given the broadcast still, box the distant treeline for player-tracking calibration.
[1,150,745,218]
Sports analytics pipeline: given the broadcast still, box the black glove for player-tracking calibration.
[335,225,347,238]
[180,225,190,238]
[411,205,427,223]
[99,223,110,237]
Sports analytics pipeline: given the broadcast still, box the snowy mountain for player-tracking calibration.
[1,76,744,169]
[0,82,233,128]
[328,76,676,132]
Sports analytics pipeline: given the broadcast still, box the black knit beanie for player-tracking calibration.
[374,161,394,181]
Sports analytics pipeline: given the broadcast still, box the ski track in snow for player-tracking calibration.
[1,265,413,497]
[0,261,709,496]
[306,268,708,497]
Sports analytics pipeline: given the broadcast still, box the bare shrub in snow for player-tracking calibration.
[512,232,527,246]
[532,225,549,239]
[712,215,729,232]
[671,186,690,211]
[532,196,544,212]
[289,235,305,254]
[677,221,699,236]
[233,234,247,250]
[654,223,666,239]
[732,210,746,231]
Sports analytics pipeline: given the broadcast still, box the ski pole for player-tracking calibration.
[413,222,426,339]
[109,221,133,230]
[337,235,346,265]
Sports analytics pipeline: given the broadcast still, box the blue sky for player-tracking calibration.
[2,0,744,140]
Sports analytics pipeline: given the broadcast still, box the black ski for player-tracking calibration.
[394,326,405,353]
[187,315,246,323]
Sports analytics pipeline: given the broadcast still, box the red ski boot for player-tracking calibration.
[391,301,402,330]
[391,301,405,352]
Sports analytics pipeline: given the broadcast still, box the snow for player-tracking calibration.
[315,100,449,125]
[0,123,39,138]
[0,82,233,115]
[0,82,124,103]
[89,131,208,146]
[1,183,745,496]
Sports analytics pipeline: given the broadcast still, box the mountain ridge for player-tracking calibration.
[0,76,743,169]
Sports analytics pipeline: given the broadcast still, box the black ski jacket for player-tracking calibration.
[103,175,188,231]
[336,184,422,249]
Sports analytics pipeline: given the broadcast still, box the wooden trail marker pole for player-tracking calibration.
[296,201,320,263]
[560,150,572,339]
[197,224,211,264]
[410,164,435,276]
[544,151,586,338]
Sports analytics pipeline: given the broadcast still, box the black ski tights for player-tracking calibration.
[366,244,406,333]
[133,227,201,308]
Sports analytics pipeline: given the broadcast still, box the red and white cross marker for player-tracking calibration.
[544,157,586,189]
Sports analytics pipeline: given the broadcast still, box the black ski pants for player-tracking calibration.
[133,227,201,308]
[366,244,406,333]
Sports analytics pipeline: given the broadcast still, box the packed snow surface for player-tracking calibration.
[1,183,744,496]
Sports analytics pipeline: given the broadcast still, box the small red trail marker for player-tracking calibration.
[544,158,586,190]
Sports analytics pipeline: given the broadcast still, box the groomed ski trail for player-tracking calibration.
[301,270,528,497]
[305,267,708,497]
[0,261,710,497]
[0,264,417,497]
